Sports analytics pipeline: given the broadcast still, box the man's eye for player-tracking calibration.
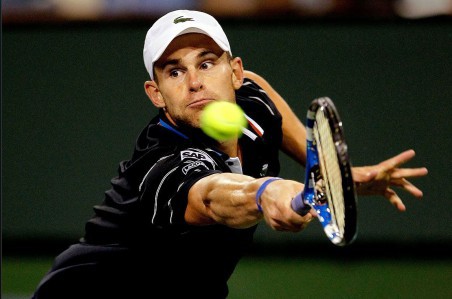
[200,62,213,70]
[169,70,181,78]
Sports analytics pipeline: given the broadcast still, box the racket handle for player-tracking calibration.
[291,192,311,216]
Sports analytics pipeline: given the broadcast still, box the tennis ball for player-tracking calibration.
[200,101,247,141]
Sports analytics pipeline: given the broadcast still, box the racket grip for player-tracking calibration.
[291,192,311,216]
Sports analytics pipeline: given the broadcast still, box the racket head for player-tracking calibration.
[304,97,358,246]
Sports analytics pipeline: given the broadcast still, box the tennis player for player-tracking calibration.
[31,10,428,299]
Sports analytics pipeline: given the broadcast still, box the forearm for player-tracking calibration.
[185,173,266,228]
[186,172,313,232]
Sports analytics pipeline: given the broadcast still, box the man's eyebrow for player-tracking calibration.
[158,50,221,69]
[198,50,218,58]
[158,58,180,70]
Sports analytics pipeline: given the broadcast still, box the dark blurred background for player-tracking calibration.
[3,0,452,22]
[3,0,452,260]
[3,1,452,298]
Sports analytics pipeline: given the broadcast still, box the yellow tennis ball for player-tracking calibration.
[200,101,247,141]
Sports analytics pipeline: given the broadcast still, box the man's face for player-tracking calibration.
[151,33,243,128]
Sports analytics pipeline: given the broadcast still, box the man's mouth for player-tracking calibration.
[187,98,214,108]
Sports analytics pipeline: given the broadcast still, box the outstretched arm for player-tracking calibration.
[244,70,428,211]
[185,173,314,231]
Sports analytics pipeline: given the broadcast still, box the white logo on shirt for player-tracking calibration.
[182,160,208,174]
[181,149,215,164]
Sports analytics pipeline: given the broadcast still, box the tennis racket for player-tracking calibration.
[291,97,357,246]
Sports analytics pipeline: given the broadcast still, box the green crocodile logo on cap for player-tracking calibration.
[174,16,194,24]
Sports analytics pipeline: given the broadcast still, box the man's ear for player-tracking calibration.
[144,81,165,109]
[230,57,244,90]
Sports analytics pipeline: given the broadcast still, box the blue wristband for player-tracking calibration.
[255,177,283,212]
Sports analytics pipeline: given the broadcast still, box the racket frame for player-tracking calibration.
[293,97,358,246]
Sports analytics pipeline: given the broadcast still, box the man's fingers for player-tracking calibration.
[266,213,313,232]
[390,167,428,179]
[390,178,424,198]
[379,149,416,170]
[385,188,406,212]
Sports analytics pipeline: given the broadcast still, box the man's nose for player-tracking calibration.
[187,70,203,92]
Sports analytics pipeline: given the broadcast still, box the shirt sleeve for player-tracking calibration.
[138,147,223,228]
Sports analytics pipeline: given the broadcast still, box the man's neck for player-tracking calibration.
[217,139,241,160]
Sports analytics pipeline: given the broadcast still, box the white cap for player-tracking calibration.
[143,10,232,80]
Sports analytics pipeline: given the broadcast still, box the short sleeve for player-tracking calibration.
[138,148,224,228]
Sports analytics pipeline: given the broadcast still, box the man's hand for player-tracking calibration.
[259,179,315,232]
[352,149,428,211]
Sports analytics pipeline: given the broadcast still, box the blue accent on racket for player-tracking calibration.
[291,97,358,246]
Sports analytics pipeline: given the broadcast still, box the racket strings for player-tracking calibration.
[314,110,346,235]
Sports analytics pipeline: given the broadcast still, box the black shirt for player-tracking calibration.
[32,78,283,299]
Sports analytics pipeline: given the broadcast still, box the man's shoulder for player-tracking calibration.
[237,78,266,98]
[236,78,281,119]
